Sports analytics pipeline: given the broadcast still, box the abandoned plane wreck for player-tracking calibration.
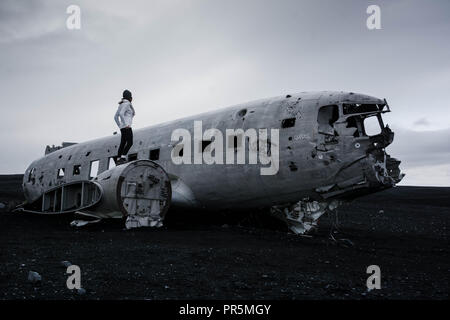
[17,91,404,234]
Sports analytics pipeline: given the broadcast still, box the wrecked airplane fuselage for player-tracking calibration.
[20,91,403,234]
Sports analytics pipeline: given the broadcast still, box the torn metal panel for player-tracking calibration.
[271,199,341,234]
[16,180,102,214]
[45,142,78,155]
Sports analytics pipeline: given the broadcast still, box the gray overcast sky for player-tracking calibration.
[0,0,449,185]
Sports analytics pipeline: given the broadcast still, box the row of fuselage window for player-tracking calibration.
[28,117,302,185]
[51,127,295,181]
[54,148,161,180]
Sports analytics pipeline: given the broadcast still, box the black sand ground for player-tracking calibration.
[0,174,448,300]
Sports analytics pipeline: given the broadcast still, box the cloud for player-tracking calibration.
[0,0,65,44]
[413,117,431,126]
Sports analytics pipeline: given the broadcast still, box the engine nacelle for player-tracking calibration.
[94,160,171,228]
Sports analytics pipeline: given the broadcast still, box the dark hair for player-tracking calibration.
[123,90,132,101]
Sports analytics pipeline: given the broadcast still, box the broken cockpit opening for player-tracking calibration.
[342,103,389,138]
[315,100,403,189]
[317,103,392,142]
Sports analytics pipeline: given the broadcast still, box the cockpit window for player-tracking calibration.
[363,115,382,136]
[343,103,385,115]
[345,114,384,137]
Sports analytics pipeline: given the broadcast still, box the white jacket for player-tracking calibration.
[114,99,135,129]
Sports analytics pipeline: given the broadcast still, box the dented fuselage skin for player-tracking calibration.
[23,91,403,227]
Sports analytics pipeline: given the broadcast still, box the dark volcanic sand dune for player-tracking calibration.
[0,174,448,300]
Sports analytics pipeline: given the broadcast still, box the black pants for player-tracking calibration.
[117,127,133,158]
